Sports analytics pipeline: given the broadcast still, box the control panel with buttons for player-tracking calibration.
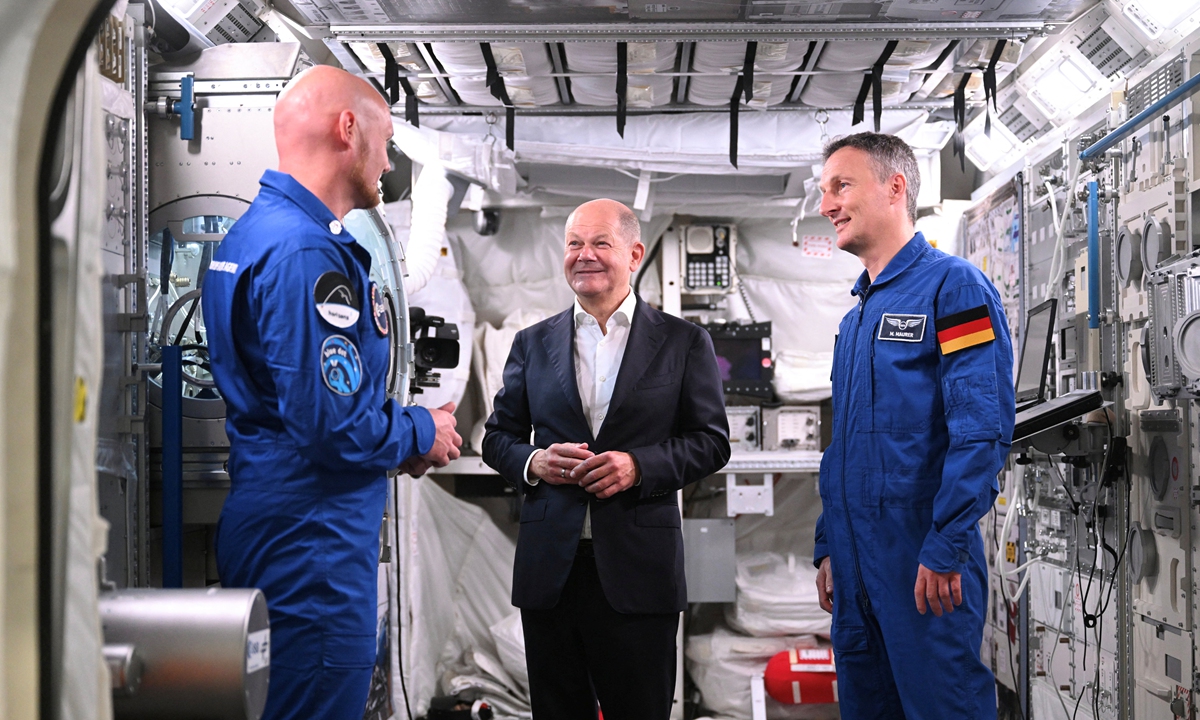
[680,223,737,293]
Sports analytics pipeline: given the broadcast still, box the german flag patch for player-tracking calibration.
[935,305,995,355]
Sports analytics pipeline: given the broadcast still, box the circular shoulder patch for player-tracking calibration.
[371,282,390,337]
[313,271,361,329]
[320,335,363,396]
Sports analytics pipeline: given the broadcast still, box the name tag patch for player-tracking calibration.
[314,271,361,329]
[878,314,927,343]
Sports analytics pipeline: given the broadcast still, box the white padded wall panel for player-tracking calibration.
[429,42,554,77]
[571,74,675,107]
[562,42,677,73]
[688,75,795,106]
[691,41,808,73]
[447,76,560,107]
[815,40,949,71]
[799,75,921,108]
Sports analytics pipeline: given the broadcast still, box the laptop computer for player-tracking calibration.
[1009,298,1104,442]
[1014,299,1056,413]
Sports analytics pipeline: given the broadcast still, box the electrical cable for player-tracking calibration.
[633,232,663,297]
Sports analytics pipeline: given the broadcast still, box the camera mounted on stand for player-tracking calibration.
[409,306,460,394]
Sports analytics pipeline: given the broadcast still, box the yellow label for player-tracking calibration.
[1005,542,1016,564]
[73,377,87,423]
[998,497,1007,506]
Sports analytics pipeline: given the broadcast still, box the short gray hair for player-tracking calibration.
[614,204,641,247]
[822,132,920,223]
[566,199,641,246]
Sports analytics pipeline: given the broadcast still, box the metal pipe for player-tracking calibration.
[1087,180,1100,330]
[1079,70,1200,161]
[161,345,183,587]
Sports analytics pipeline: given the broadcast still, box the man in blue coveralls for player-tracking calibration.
[203,66,463,719]
[813,132,1015,719]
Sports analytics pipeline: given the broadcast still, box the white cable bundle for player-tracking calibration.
[994,463,1043,604]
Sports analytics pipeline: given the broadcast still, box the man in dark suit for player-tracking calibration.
[483,199,731,720]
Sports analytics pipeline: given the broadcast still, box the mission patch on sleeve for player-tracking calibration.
[935,304,995,355]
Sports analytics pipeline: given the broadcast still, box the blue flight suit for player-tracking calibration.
[814,233,1014,720]
[203,170,435,720]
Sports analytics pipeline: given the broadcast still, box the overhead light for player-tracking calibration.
[1122,0,1200,38]
[1016,45,1109,125]
[1029,57,1097,117]
[963,114,1020,172]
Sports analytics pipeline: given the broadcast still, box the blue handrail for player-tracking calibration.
[1087,181,1100,330]
[1079,70,1200,161]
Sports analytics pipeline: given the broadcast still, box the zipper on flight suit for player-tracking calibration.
[840,291,872,614]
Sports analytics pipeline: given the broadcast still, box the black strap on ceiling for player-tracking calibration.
[616,42,628,138]
[953,72,972,172]
[378,43,419,128]
[379,43,399,104]
[399,77,419,128]
[741,41,757,103]
[786,41,818,102]
[727,42,759,168]
[982,39,1007,137]
[851,40,898,131]
[480,43,516,151]
[730,76,744,168]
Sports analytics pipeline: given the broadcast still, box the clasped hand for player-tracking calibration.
[530,442,639,500]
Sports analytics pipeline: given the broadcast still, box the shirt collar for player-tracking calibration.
[851,231,928,298]
[574,288,637,329]
[258,170,354,245]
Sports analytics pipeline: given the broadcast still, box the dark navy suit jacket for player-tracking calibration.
[483,296,731,614]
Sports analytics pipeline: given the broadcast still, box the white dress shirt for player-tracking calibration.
[524,288,638,539]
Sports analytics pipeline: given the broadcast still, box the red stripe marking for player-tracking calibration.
[936,316,992,343]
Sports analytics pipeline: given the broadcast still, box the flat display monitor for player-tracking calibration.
[1015,299,1056,405]
[701,321,773,398]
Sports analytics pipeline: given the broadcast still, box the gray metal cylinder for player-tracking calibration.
[100,588,270,720]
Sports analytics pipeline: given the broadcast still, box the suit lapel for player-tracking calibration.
[542,309,593,441]
[602,298,666,435]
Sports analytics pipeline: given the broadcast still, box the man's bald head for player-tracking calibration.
[275,65,388,156]
[566,198,641,247]
[273,65,394,216]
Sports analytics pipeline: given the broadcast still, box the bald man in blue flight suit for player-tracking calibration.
[203,66,462,719]
[813,133,1014,719]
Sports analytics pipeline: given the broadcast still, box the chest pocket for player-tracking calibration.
[869,309,940,433]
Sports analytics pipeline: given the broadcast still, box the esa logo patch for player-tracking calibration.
[370,282,389,337]
[877,313,927,342]
[320,335,362,395]
[313,271,360,329]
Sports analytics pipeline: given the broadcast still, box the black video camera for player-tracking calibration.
[409,306,460,393]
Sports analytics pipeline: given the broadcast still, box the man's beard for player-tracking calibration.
[349,149,381,210]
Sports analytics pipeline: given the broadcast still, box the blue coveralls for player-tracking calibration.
[814,233,1014,720]
[203,170,435,720]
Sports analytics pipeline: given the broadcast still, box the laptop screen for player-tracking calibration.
[1015,299,1057,405]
